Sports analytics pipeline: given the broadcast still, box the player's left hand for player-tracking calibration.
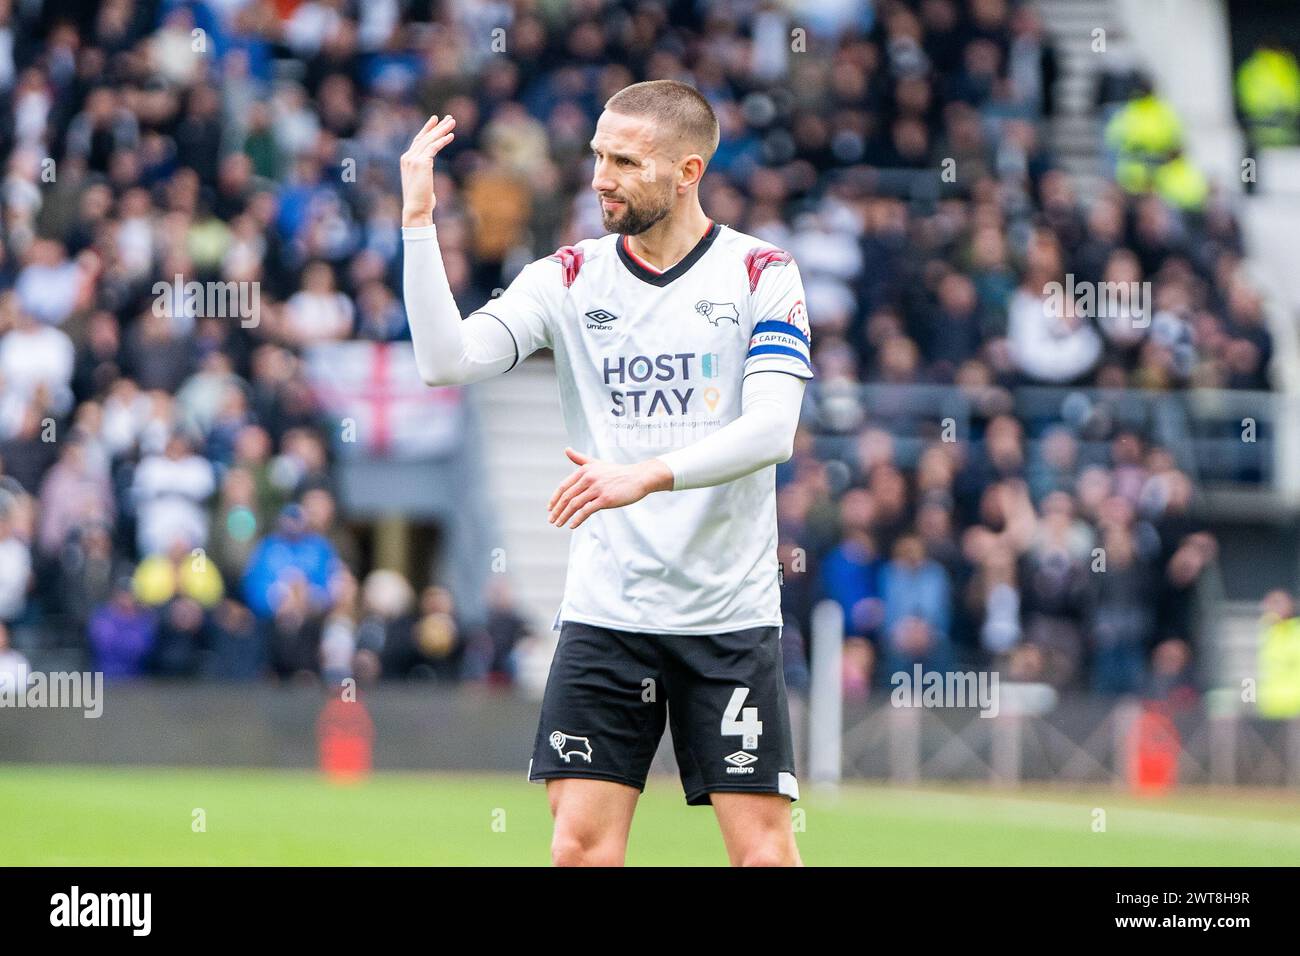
[548,448,673,529]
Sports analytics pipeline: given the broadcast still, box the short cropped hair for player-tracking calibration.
[604,80,720,164]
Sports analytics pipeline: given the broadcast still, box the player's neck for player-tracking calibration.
[623,205,713,273]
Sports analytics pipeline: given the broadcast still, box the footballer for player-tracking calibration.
[400,80,812,866]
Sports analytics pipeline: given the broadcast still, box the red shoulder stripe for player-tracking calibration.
[744,247,792,294]
[547,245,585,288]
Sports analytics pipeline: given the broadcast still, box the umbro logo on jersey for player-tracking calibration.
[550,730,593,763]
[695,300,740,327]
[724,751,757,774]
[584,308,619,330]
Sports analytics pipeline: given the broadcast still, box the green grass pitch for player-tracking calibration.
[3,765,1299,865]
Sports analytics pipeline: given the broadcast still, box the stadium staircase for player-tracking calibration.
[474,355,571,650]
[1036,0,1122,204]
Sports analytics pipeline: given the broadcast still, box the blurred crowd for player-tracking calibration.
[0,0,1269,694]
[775,419,1213,702]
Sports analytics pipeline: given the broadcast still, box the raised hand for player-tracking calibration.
[399,114,456,228]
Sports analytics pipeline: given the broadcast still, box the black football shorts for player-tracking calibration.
[527,619,799,805]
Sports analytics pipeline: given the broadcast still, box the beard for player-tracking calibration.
[599,188,673,236]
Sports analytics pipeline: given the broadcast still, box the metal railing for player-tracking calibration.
[804,382,1300,501]
[804,599,1300,789]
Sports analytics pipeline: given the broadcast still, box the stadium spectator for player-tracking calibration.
[881,533,953,679]
[0,622,29,693]
[281,261,354,346]
[1235,42,1300,157]
[0,481,32,625]
[463,577,531,686]
[0,295,75,422]
[1103,77,1183,195]
[88,576,157,679]
[149,594,208,678]
[967,534,1022,663]
[1006,232,1101,384]
[355,568,415,678]
[818,488,884,644]
[13,239,86,327]
[132,536,224,610]
[1257,590,1300,719]
[208,466,265,584]
[1086,522,1155,693]
[408,585,466,683]
[131,431,216,556]
[56,521,122,636]
[266,573,324,681]
[319,568,359,686]
[300,483,360,575]
[206,597,263,681]
[36,431,113,561]
[241,503,341,621]
[1145,636,1196,708]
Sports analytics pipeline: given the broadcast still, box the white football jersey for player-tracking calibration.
[477,221,813,635]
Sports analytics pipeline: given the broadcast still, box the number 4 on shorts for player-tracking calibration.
[721,687,763,750]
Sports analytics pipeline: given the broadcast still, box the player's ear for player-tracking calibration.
[677,154,705,192]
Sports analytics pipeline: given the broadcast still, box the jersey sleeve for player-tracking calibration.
[656,370,806,490]
[744,251,814,380]
[469,257,559,370]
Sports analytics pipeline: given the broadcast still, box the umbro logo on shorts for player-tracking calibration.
[550,730,593,763]
[724,751,757,774]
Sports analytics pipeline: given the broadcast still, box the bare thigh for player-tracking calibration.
[546,778,641,867]
[711,792,802,867]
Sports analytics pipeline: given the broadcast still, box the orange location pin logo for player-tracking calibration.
[704,387,720,412]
